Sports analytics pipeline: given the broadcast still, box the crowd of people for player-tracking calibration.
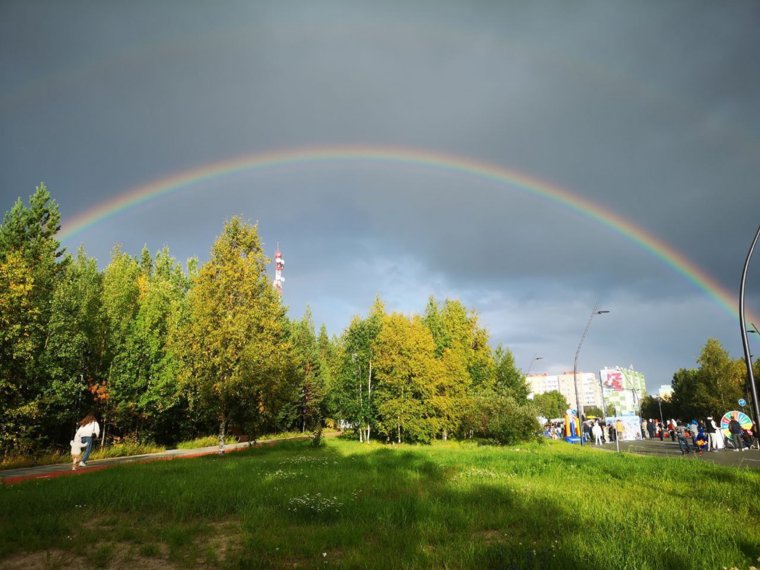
[543,414,758,456]
[647,416,759,456]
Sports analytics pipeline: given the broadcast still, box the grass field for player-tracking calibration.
[1,438,759,569]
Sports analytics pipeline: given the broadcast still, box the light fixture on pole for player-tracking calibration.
[573,304,610,446]
[525,355,543,376]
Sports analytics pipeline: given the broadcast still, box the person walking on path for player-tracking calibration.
[728,414,744,452]
[705,416,715,451]
[592,421,603,445]
[69,431,85,471]
[676,422,692,455]
[77,414,100,466]
[709,417,725,451]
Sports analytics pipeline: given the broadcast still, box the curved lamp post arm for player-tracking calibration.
[739,225,760,429]
[525,354,543,376]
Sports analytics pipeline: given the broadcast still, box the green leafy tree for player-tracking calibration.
[696,338,744,416]
[583,406,605,419]
[494,346,529,403]
[40,248,105,446]
[434,348,470,440]
[117,247,189,444]
[100,247,141,442]
[532,390,569,420]
[423,297,495,438]
[670,368,699,419]
[317,324,341,425]
[289,307,327,442]
[0,251,43,454]
[670,339,745,420]
[423,298,494,389]
[372,313,440,443]
[0,184,65,454]
[638,396,672,424]
[483,395,541,445]
[173,217,291,451]
[334,299,384,442]
[0,183,65,296]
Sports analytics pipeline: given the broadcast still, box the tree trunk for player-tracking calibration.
[442,428,448,441]
[366,361,372,443]
[218,415,226,455]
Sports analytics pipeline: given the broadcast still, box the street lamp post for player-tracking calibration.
[525,355,543,376]
[739,225,760,433]
[655,395,664,426]
[747,328,758,427]
[573,304,610,446]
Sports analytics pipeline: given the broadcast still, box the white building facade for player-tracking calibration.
[658,384,673,399]
[526,371,603,411]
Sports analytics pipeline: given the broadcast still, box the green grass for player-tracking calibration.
[175,430,312,449]
[1,439,759,569]
[175,435,238,449]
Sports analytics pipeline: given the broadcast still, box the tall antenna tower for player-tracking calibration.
[273,244,285,294]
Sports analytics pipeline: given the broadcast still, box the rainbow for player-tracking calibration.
[59,145,751,322]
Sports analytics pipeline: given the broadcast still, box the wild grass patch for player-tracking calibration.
[1,439,758,569]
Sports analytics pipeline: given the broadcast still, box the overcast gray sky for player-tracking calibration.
[2,0,759,393]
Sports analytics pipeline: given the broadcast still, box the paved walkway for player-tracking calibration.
[0,436,310,486]
[590,437,760,468]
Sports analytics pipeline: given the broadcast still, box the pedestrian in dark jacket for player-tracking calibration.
[728,415,744,452]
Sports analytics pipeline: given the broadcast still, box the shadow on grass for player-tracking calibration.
[228,442,692,569]
[0,439,746,569]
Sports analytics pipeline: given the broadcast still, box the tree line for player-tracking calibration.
[640,338,760,423]
[4,185,754,457]
[1,185,539,457]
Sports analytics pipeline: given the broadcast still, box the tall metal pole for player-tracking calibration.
[574,304,610,446]
[656,396,664,426]
[599,375,608,422]
[748,327,759,427]
[739,225,760,430]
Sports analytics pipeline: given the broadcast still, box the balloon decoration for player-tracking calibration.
[564,409,581,443]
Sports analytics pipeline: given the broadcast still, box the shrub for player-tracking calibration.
[464,393,541,445]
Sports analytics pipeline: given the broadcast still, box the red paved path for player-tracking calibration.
[0,436,311,486]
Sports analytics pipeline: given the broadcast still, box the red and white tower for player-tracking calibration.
[273,245,285,294]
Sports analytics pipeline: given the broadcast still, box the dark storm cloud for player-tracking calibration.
[2,0,759,387]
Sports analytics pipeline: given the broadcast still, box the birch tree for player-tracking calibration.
[372,313,439,443]
[174,217,290,452]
